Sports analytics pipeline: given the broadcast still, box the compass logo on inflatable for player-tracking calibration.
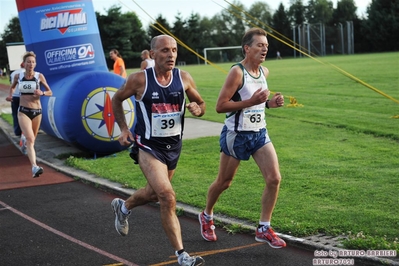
[40,9,87,34]
[81,87,135,142]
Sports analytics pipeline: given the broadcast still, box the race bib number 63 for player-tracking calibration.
[242,107,265,130]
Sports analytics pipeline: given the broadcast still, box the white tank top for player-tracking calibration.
[224,63,268,132]
[145,58,155,68]
[11,69,26,97]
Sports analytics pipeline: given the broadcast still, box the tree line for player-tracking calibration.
[0,0,398,70]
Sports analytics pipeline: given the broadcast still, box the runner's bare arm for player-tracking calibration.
[112,72,145,145]
[181,70,205,117]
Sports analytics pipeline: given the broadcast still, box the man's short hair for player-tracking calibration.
[241,28,268,56]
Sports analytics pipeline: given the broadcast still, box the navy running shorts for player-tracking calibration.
[135,136,182,170]
[219,125,270,160]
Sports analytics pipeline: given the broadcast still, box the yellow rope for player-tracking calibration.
[222,0,398,114]
[124,0,398,116]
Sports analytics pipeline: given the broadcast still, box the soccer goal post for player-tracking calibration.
[203,46,242,65]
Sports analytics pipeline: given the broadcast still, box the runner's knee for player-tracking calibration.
[157,190,176,207]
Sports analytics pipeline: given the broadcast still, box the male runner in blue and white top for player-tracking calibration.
[199,27,287,249]
[111,35,205,266]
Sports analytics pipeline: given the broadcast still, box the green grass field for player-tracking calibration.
[2,52,398,251]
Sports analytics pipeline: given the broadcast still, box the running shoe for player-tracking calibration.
[198,211,217,241]
[20,134,27,155]
[177,251,205,266]
[32,165,43,178]
[255,226,287,248]
[111,198,130,236]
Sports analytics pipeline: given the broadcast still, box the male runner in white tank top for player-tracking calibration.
[199,27,287,249]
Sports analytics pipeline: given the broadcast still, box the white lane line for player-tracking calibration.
[0,200,138,266]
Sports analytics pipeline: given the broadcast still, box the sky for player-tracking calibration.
[0,0,371,35]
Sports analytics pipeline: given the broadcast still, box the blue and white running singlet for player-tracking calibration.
[224,63,268,132]
[135,67,186,146]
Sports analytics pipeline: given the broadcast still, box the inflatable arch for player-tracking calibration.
[16,0,135,154]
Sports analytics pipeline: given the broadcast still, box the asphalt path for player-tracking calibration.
[0,183,316,266]
[0,127,318,266]
[2,126,392,266]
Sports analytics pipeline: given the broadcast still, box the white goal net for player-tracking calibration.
[203,46,242,64]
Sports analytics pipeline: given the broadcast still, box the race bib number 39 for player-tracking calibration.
[152,112,182,137]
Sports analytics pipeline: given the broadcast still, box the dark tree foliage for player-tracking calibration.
[172,13,189,63]
[1,0,397,68]
[184,13,206,64]
[201,0,247,63]
[124,13,150,54]
[148,15,171,39]
[288,0,306,25]
[0,17,23,71]
[332,0,358,23]
[270,3,292,58]
[197,17,218,62]
[361,0,399,51]
[246,1,273,28]
[96,5,148,68]
[220,1,246,47]
[331,0,365,53]
[306,0,334,24]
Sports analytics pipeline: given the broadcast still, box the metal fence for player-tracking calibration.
[293,21,354,57]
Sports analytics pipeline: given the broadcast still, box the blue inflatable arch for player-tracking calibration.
[16,0,135,154]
